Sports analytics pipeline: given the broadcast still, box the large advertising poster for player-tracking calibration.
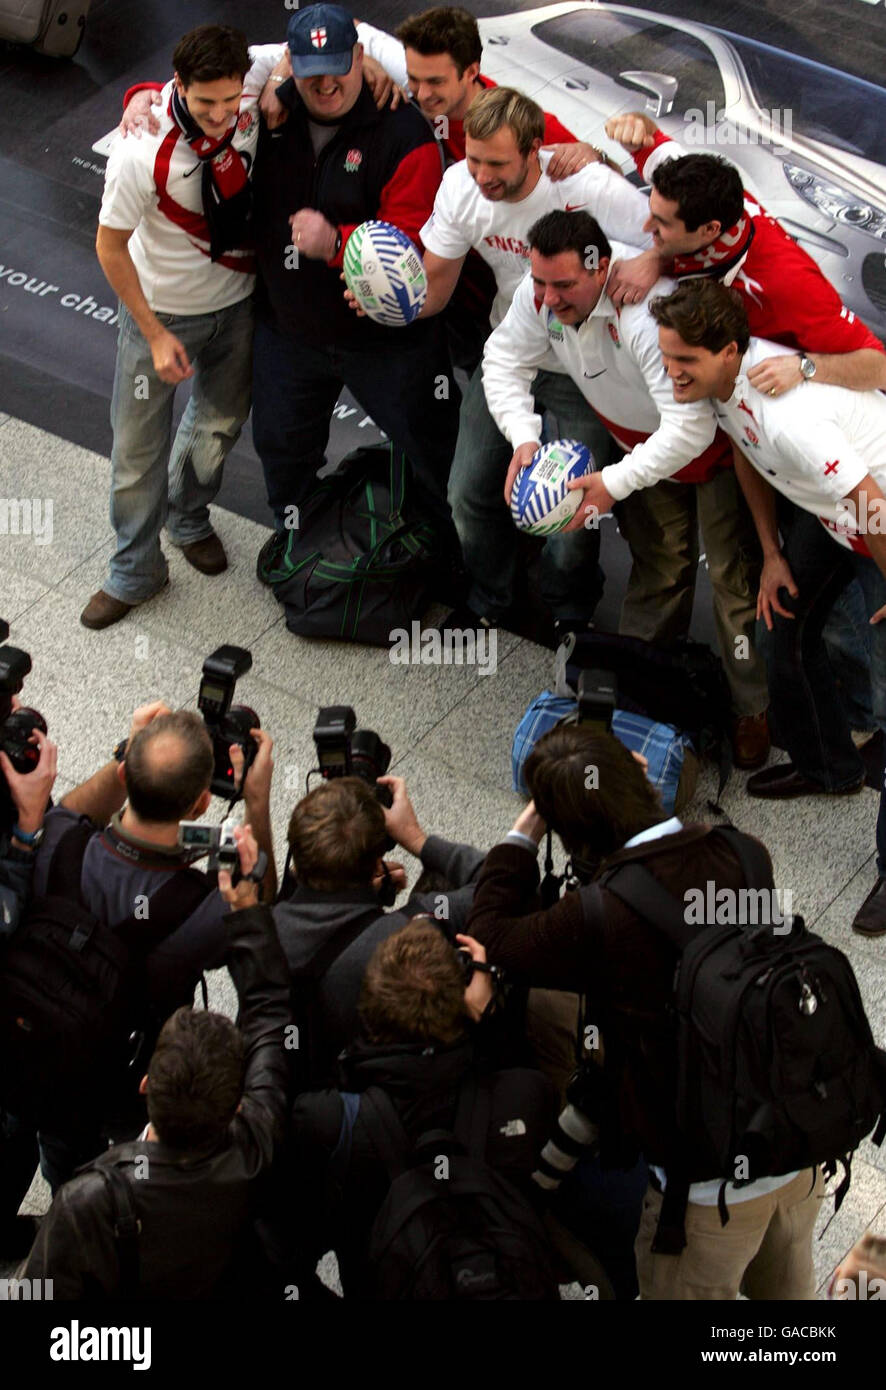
[0,1,883,478]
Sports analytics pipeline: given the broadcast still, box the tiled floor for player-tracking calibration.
[2,413,884,1299]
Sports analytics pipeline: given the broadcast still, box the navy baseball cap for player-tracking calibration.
[287,5,358,77]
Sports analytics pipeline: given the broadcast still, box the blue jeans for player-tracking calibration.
[766,504,886,872]
[105,296,254,602]
[251,314,459,540]
[448,365,611,621]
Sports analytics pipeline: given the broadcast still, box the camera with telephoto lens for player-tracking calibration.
[177,818,240,873]
[312,706,393,811]
[198,646,260,801]
[0,626,48,775]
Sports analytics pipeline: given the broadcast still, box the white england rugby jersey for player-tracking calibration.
[420,153,650,328]
[713,339,886,554]
[99,44,284,315]
[482,249,722,490]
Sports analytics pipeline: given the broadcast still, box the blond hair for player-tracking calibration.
[463,86,544,156]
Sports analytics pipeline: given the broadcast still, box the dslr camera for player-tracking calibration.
[198,646,260,801]
[0,620,48,774]
[312,706,393,811]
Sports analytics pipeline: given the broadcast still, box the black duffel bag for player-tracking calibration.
[257,445,436,645]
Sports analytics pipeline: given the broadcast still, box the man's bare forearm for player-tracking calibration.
[61,761,125,825]
[245,797,277,903]
[806,349,886,392]
[96,232,163,343]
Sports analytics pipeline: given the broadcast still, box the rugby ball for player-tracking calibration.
[510,439,594,536]
[343,220,428,327]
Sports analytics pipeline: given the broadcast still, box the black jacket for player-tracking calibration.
[273,834,484,1086]
[252,78,443,344]
[20,905,291,1299]
[288,1036,557,1298]
[0,834,35,939]
[467,824,772,1173]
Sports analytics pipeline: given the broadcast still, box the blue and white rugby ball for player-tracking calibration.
[343,220,428,327]
[510,439,594,536]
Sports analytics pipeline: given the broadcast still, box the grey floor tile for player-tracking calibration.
[0,420,114,584]
[250,618,506,756]
[811,856,886,968]
[410,637,554,790]
[388,747,527,865]
[60,507,285,652]
[10,590,205,787]
[682,757,878,926]
[0,564,51,622]
[813,1159,886,1291]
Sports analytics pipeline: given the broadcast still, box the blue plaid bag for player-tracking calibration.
[511,691,697,814]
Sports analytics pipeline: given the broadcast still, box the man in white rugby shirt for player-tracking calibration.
[418,86,650,638]
[649,278,886,937]
[86,25,285,631]
[483,210,769,753]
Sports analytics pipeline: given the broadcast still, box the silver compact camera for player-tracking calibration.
[177,817,239,872]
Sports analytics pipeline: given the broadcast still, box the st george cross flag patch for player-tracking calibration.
[310,27,328,48]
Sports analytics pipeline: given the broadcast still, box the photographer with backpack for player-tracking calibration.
[284,918,558,1300]
[466,725,885,1300]
[0,699,276,1222]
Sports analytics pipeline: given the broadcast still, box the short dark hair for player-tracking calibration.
[395,7,481,74]
[358,920,466,1046]
[173,25,250,88]
[649,279,750,355]
[525,725,663,866]
[146,1007,246,1149]
[528,209,611,267]
[123,711,213,824]
[287,777,387,892]
[651,154,744,234]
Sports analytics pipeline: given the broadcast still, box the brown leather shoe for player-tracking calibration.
[80,589,135,630]
[852,878,886,937]
[746,763,864,799]
[180,533,227,575]
[732,711,771,770]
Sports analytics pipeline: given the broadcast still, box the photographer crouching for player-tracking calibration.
[274,707,488,1089]
[467,725,823,1301]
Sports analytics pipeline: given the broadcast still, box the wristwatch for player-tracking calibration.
[799,354,817,381]
[12,824,44,849]
[113,737,128,763]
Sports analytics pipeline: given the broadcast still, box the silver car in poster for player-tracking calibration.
[477,2,886,340]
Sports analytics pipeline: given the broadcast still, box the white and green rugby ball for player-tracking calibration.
[343,220,428,327]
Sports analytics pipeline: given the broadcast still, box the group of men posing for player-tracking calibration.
[89,7,886,935]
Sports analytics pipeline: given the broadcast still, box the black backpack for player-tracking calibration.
[558,629,733,795]
[332,1077,560,1300]
[257,444,436,645]
[0,822,215,1129]
[596,826,886,1248]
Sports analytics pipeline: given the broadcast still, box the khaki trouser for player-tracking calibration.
[635,1167,825,1300]
[616,469,769,718]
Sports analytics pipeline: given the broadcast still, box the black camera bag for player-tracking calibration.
[331,1076,559,1300]
[591,827,886,1249]
[0,821,214,1129]
[559,629,733,795]
[257,444,436,645]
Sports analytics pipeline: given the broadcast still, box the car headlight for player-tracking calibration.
[783,163,886,241]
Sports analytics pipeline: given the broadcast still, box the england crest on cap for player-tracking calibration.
[310,27,327,48]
